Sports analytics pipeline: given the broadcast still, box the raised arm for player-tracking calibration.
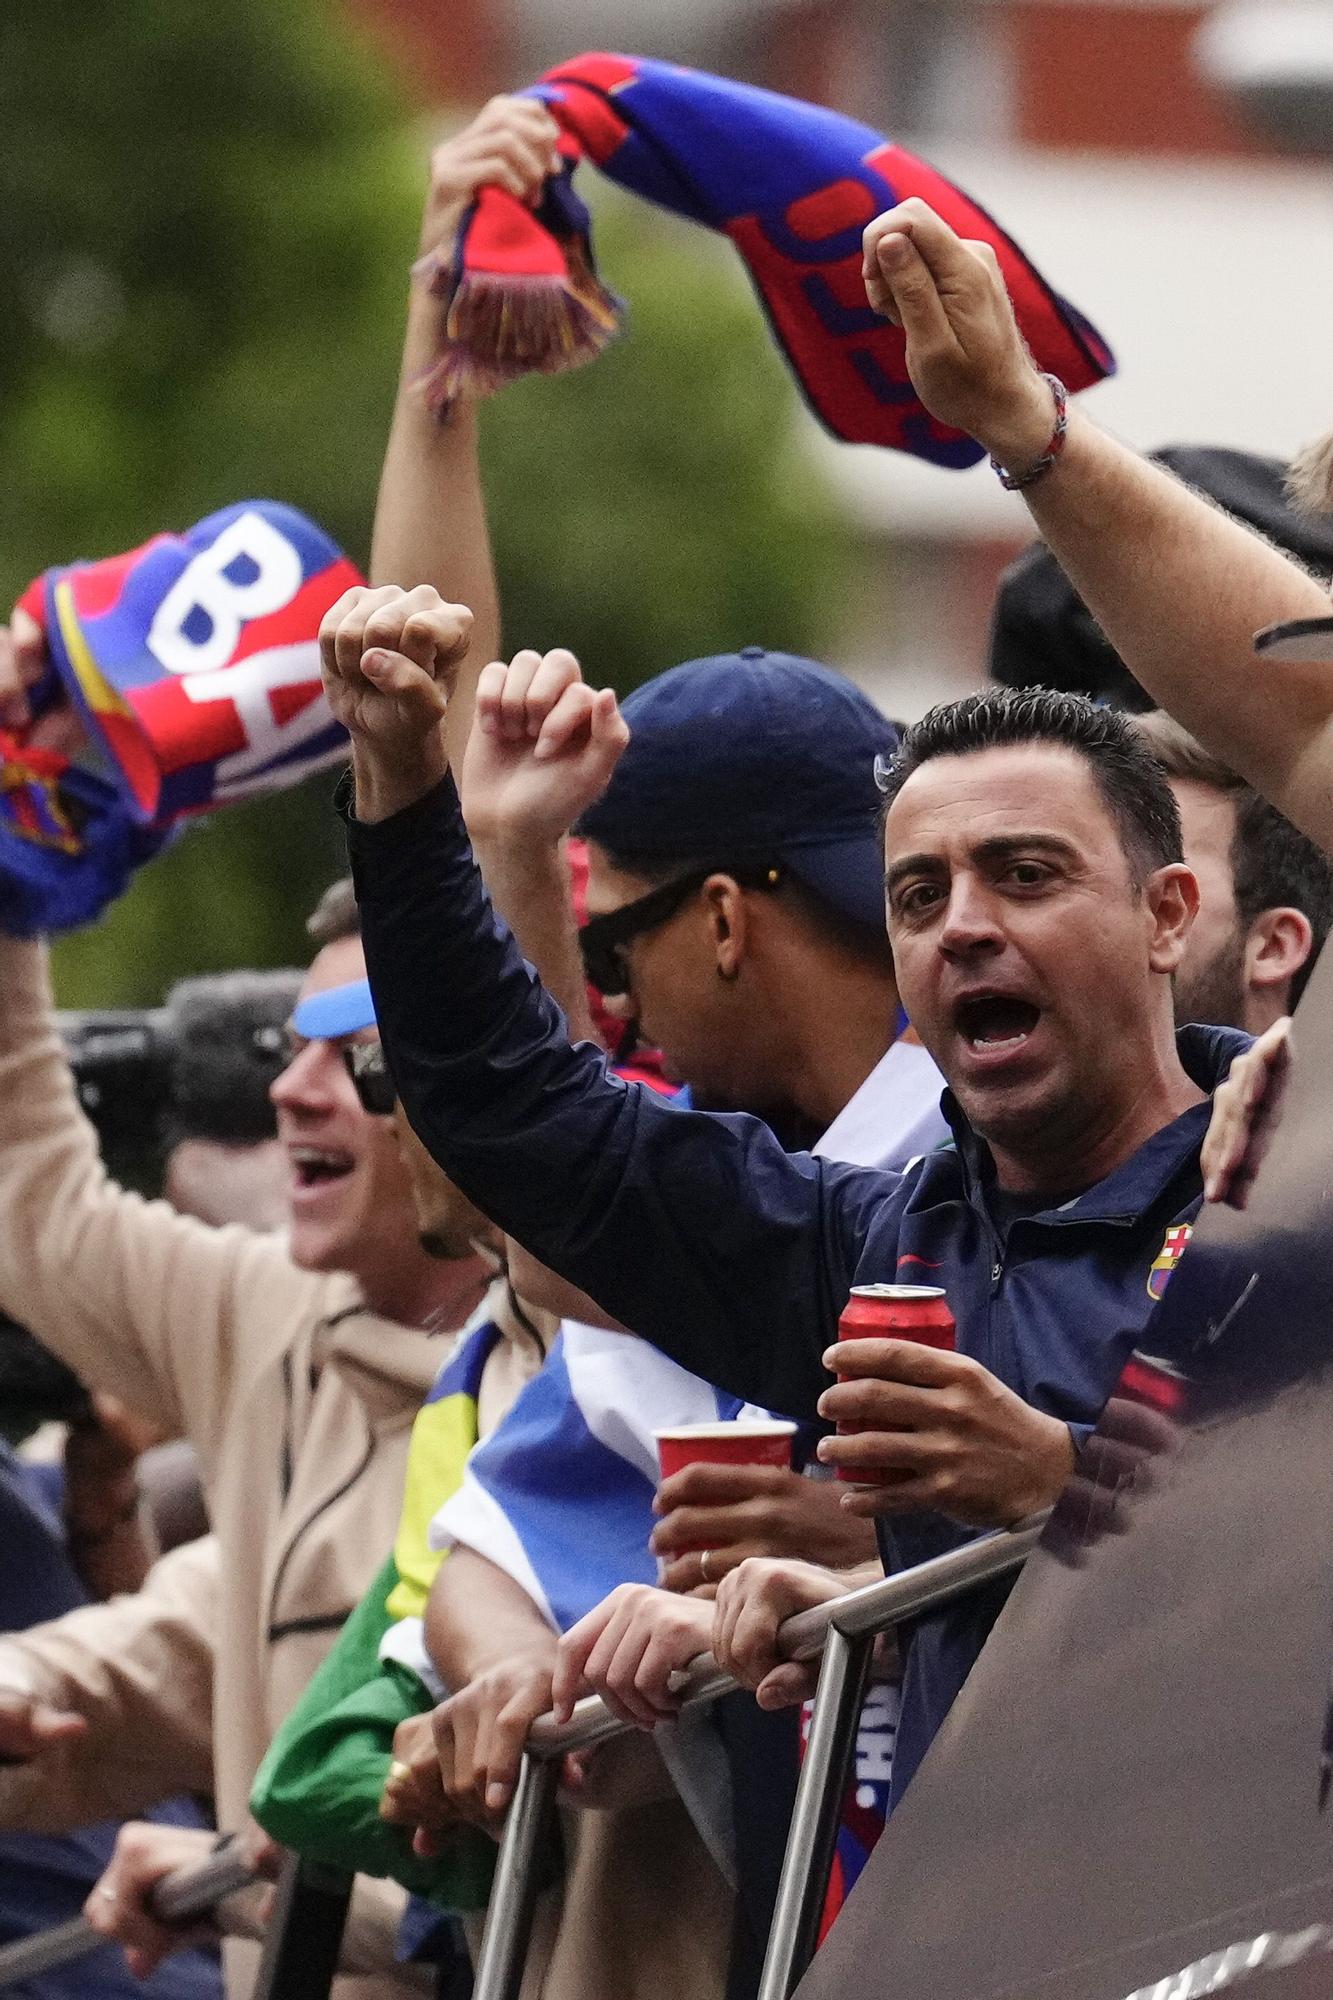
[320,587,892,1416]
[861,201,1333,849]
[369,97,563,768]
[460,646,628,1045]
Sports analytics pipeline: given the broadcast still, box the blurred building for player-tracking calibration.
[349,0,1333,717]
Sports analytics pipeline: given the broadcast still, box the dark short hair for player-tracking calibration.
[306,876,359,946]
[1132,710,1333,1005]
[876,686,1184,884]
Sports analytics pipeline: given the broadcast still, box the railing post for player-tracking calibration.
[471,1751,560,2000]
[756,1625,875,2000]
[247,1854,352,2000]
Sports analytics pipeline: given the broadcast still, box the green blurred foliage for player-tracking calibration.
[484,193,850,685]
[1,0,850,1005]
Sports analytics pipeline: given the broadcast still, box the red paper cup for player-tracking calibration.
[655,1420,796,1482]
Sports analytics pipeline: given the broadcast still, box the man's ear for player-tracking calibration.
[703,874,749,982]
[1244,906,1315,1005]
[1146,863,1200,976]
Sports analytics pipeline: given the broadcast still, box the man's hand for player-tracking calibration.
[713,1559,854,1712]
[417,97,563,265]
[0,1688,87,1765]
[551,1584,714,1730]
[318,583,473,821]
[1202,1015,1292,1207]
[0,607,84,757]
[816,1338,1075,1524]
[84,1823,219,1978]
[420,1655,558,1840]
[379,1709,460,1855]
[862,199,1058,474]
[461,648,628,846]
[650,1463,877,1593]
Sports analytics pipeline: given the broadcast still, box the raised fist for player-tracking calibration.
[461,647,629,846]
[318,583,472,758]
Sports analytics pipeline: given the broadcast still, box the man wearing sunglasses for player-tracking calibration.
[0,862,517,1999]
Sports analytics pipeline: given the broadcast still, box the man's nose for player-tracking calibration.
[270,1039,343,1111]
[937,877,1005,958]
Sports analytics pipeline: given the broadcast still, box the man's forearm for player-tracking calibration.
[1019,412,1333,846]
[350,732,447,826]
[369,293,499,770]
[470,831,599,1045]
[425,1549,557,1688]
[0,1540,216,1830]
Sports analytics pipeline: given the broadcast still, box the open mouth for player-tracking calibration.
[954,994,1042,1054]
[289,1146,355,1190]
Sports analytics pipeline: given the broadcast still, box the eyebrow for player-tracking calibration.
[884,832,1082,891]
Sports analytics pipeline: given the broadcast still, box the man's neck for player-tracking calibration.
[776,956,903,1133]
[988,1034,1206,1197]
[361,1251,490,1332]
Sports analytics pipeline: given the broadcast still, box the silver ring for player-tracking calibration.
[699,1549,712,1584]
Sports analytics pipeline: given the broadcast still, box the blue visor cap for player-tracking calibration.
[578,649,899,931]
[290,977,376,1041]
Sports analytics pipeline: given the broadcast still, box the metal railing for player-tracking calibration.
[0,1839,258,1988]
[475,1516,1047,2000]
[0,1517,1043,1999]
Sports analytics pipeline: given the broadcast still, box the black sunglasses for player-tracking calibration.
[578,862,782,999]
[341,1041,396,1116]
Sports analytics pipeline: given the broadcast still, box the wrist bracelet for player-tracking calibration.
[990,374,1068,492]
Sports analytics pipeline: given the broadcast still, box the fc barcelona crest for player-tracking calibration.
[1147,1222,1193,1301]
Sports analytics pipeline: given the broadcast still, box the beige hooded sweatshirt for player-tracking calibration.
[0,933,546,1996]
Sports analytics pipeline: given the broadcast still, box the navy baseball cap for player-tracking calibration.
[576,648,898,931]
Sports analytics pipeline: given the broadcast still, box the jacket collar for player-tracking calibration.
[314,1274,559,1424]
[940,1023,1251,1228]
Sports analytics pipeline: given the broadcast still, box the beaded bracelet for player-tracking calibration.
[990,374,1068,492]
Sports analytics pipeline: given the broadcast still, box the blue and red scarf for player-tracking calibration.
[420,52,1113,467]
[1,501,359,935]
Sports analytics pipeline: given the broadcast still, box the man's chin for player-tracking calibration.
[950,1070,1065,1158]
[286,1220,351,1275]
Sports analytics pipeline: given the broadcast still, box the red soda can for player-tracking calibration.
[833,1284,956,1480]
[837,1283,956,1351]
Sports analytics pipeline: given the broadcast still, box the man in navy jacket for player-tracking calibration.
[319,586,1241,1801]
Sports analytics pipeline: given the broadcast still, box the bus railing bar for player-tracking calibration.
[0,1517,1049,1997]
[528,1517,1048,1759]
[247,1855,352,2000]
[0,1841,256,1990]
[758,1625,875,2000]
[474,1518,1046,2000]
[471,1753,561,2000]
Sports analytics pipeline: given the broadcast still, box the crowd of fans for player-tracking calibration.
[3,88,1333,2000]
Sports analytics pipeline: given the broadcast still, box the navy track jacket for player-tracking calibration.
[348,776,1246,1804]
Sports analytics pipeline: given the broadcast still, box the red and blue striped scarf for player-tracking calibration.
[0,501,359,934]
[420,52,1113,466]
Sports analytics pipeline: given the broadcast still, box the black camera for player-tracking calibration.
[57,1008,175,1154]
[55,970,300,1158]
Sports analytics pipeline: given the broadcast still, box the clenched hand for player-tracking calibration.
[318,583,473,821]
